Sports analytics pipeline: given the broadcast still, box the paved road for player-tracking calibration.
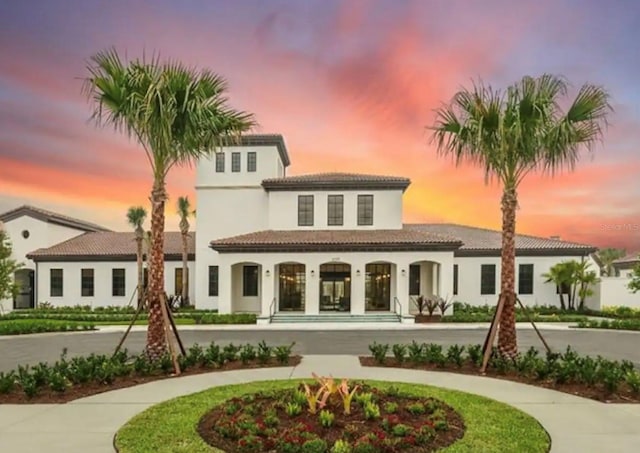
[2,327,640,372]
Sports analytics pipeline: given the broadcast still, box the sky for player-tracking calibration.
[0,0,639,251]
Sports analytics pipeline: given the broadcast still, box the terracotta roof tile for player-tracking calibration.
[27,231,194,261]
[0,205,110,232]
[262,172,411,191]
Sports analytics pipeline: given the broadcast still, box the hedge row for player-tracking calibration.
[0,319,95,336]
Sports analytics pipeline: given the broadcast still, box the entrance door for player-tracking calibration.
[319,263,351,312]
[278,264,306,311]
[14,269,35,309]
[365,263,391,311]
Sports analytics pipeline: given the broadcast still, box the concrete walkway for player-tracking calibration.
[1,356,639,453]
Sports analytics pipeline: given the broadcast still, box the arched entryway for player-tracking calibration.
[408,260,441,313]
[319,263,351,312]
[365,262,392,311]
[14,269,35,309]
[277,262,306,312]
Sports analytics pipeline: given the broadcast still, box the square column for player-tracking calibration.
[395,263,410,315]
[218,262,232,314]
[351,264,365,315]
[305,264,319,315]
[432,263,440,296]
[260,264,275,317]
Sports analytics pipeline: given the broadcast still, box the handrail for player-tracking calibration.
[393,296,402,321]
[269,297,277,321]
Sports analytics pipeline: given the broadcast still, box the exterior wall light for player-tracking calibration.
[265,269,270,277]
[310,270,315,277]
[356,269,361,276]
[401,269,406,276]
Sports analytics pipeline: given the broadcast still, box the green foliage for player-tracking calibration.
[407,341,424,364]
[363,401,380,420]
[0,371,16,394]
[0,319,95,335]
[577,318,640,331]
[239,344,257,364]
[331,439,352,453]
[391,423,412,437]
[274,343,295,364]
[391,344,407,363]
[302,438,328,453]
[405,402,426,415]
[0,230,22,300]
[318,409,335,428]
[257,340,272,364]
[285,402,302,417]
[368,342,389,365]
[446,344,465,367]
[628,260,640,294]
[237,434,264,453]
[596,248,627,276]
[383,401,398,413]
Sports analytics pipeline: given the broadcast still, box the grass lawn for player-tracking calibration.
[115,379,550,453]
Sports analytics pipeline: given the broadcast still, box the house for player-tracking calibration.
[599,253,640,309]
[0,205,109,311]
[4,134,600,319]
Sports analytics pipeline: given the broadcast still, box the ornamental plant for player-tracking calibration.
[337,378,360,415]
[302,382,330,414]
[331,439,352,453]
[318,409,335,428]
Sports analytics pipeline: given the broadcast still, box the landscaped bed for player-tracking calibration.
[576,318,640,332]
[1,312,257,325]
[0,319,96,336]
[115,379,550,453]
[362,342,640,404]
[0,341,298,404]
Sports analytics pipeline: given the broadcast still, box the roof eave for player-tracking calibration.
[209,242,461,253]
[261,181,411,192]
[454,247,597,257]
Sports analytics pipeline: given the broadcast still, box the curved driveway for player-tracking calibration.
[2,326,640,372]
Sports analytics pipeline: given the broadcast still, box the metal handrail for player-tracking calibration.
[393,296,402,320]
[269,297,277,321]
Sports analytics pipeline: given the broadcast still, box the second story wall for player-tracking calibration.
[267,189,404,230]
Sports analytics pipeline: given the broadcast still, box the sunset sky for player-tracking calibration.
[0,0,638,251]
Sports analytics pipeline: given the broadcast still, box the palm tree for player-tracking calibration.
[596,248,626,277]
[176,196,193,307]
[84,49,255,359]
[431,74,611,357]
[126,206,147,308]
[576,261,599,311]
[542,262,573,310]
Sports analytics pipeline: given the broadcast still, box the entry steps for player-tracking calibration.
[270,312,401,323]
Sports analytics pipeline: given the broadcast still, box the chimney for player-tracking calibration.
[549,235,561,241]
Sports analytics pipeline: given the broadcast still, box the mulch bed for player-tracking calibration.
[0,356,301,405]
[198,384,465,452]
[359,357,640,404]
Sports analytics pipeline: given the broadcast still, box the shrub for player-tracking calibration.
[331,439,352,453]
[204,342,221,366]
[363,401,380,420]
[49,372,68,393]
[625,371,640,394]
[466,344,483,367]
[285,402,302,417]
[239,344,257,364]
[368,342,389,365]
[383,401,398,413]
[424,344,446,367]
[275,343,295,364]
[0,371,16,394]
[257,340,272,364]
[446,344,465,367]
[407,341,424,364]
[302,438,328,453]
[0,319,95,335]
[406,402,426,415]
[391,423,412,437]
[318,409,335,428]
[222,343,240,362]
[391,344,406,363]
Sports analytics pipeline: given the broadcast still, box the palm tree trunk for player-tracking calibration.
[497,187,518,358]
[181,233,188,306]
[146,180,168,360]
[136,233,143,308]
[559,292,566,311]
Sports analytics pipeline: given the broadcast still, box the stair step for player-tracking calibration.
[271,313,401,323]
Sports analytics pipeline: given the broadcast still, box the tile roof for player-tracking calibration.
[613,253,640,266]
[27,231,194,262]
[0,205,110,232]
[210,228,462,252]
[232,134,290,167]
[261,172,411,191]
[405,223,597,256]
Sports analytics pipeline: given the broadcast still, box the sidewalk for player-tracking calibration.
[1,355,639,452]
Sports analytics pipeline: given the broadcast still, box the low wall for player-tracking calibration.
[600,277,640,308]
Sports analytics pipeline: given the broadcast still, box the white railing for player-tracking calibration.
[269,297,277,321]
[393,296,402,321]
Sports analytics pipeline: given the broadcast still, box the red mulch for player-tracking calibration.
[359,357,640,404]
[197,385,465,452]
[0,357,301,404]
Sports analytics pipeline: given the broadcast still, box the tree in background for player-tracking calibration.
[84,49,255,359]
[431,74,611,357]
[596,248,626,276]
[0,228,23,301]
[176,196,194,307]
[543,260,599,310]
[126,206,147,307]
[629,258,640,294]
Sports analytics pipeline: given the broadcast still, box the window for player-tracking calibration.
[81,269,94,297]
[208,266,219,296]
[50,269,63,297]
[357,194,374,225]
[247,152,257,172]
[327,195,343,226]
[215,153,225,172]
[409,265,421,295]
[480,264,496,295]
[112,268,126,297]
[231,152,241,172]
[175,268,183,295]
[518,264,534,295]
[243,265,259,297]
[298,195,314,226]
[453,264,459,295]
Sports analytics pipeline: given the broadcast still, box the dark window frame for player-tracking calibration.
[518,264,534,295]
[231,152,241,172]
[480,264,496,295]
[357,194,374,226]
[247,152,257,172]
[50,268,63,297]
[409,264,421,295]
[327,194,344,226]
[453,264,459,295]
[208,266,219,297]
[243,265,259,297]
[81,268,94,297]
[112,268,126,297]
[215,153,225,172]
[298,195,314,226]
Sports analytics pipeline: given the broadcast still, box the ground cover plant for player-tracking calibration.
[0,341,298,404]
[363,342,640,403]
[0,312,256,325]
[0,319,95,336]
[444,302,596,323]
[115,380,550,453]
[198,375,464,452]
[577,318,640,332]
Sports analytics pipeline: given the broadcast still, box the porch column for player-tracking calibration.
[260,264,275,317]
[305,264,319,315]
[432,263,440,296]
[396,262,410,315]
[351,261,365,315]
[218,261,232,314]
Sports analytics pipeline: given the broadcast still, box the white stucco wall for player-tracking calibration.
[0,216,88,312]
[35,261,195,308]
[600,276,640,308]
[453,254,600,309]
[267,190,403,230]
